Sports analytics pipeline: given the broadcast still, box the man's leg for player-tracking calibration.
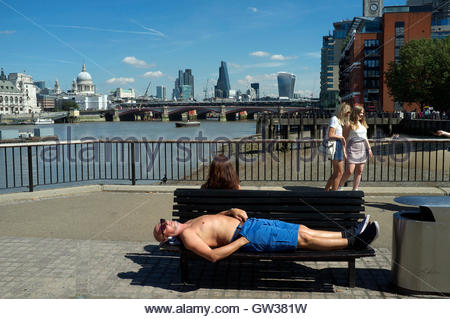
[297,225,349,251]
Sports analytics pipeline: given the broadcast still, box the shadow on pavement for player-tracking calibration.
[117,244,392,294]
[364,202,410,212]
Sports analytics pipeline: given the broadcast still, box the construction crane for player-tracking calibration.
[138,80,151,110]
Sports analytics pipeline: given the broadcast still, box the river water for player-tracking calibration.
[2,120,257,141]
[0,121,257,192]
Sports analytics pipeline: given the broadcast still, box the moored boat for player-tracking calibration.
[33,118,54,125]
[175,121,200,127]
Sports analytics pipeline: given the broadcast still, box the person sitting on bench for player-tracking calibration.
[201,154,241,190]
[153,208,379,262]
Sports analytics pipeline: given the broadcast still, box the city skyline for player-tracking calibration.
[1,0,406,99]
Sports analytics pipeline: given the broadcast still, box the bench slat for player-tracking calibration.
[175,197,364,205]
[175,189,364,198]
[173,211,364,221]
[173,204,365,213]
[161,243,376,260]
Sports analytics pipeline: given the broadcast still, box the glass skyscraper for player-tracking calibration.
[277,72,296,99]
[215,61,231,98]
[250,83,260,99]
[156,85,166,100]
[173,69,194,100]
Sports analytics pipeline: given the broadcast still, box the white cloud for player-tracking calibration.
[305,52,321,58]
[250,51,270,57]
[270,54,297,61]
[106,77,135,84]
[249,7,258,13]
[143,71,164,78]
[0,30,16,34]
[122,56,153,68]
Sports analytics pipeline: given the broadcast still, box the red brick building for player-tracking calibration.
[340,5,432,112]
[382,7,432,111]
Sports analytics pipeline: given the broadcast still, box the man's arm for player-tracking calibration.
[180,228,249,263]
[217,208,248,222]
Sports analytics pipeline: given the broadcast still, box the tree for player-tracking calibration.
[385,37,450,112]
[59,100,79,111]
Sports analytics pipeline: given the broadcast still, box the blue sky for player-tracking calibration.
[0,0,406,99]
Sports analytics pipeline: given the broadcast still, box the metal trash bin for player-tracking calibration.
[392,205,450,294]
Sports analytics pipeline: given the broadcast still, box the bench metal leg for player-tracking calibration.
[180,253,189,283]
[348,259,355,287]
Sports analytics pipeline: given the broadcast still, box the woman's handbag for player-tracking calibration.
[318,139,337,160]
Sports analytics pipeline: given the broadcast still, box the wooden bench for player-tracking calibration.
[160,188,375,287]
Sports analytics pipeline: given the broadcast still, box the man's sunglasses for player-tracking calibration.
[159,218,167,235]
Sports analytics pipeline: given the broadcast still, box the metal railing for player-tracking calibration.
[0,138,449,192]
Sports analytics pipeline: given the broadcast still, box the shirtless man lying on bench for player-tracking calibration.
[153,208,379,262]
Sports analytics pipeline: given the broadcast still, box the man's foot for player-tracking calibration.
[352,215,370,236]
[337,186,343,191]
[352,221,380,250]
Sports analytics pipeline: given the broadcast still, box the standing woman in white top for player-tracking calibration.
[324,103,351,191]
[339,105,373,191]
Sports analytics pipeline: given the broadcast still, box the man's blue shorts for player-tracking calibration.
[233,218,299,252]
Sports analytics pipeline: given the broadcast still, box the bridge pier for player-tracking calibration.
[68,109,80,123]
[220,105,226,122]
[162,106,169,122]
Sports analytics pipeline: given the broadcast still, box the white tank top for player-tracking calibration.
[348,123,367,140]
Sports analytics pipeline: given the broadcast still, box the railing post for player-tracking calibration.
[235,142,240,179]
[131,142,136,185]
[27,146,33,192]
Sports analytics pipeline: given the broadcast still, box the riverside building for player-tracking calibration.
[339,4,432,112]
[0,68,40,115]
[407,0,450,38]
[319,20,352,110]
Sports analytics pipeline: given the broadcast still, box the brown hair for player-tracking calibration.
[349,105,368,130]
[201,154,240,190]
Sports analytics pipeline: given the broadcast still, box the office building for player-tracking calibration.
[339,5,432,112]
[277,72,296,99]
[319,20,352,109]
[156,85,166,100]
[173,69,194,100]
[407,0,450,38]
[33,81,46,92]
[37,94,56,111]
[250,83,260,100]
[215,61,231,99]
[382,5,432,111]
[183,69,194,98]
[181,85,193,101]
[0,68,40,114]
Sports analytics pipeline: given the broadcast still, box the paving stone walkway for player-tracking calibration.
[0,236,443,299]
